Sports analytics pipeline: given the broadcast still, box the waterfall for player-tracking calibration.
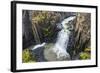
[31,16,76,61]
[52,16,76,59]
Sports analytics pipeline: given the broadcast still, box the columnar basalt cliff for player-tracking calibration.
[67,13,91,59]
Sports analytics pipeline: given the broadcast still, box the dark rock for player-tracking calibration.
[31,47,46,62]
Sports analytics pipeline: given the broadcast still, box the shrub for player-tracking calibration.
[79,52,90,60]
[22,49,36,63]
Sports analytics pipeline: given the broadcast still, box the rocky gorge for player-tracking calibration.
[22,10,91,63]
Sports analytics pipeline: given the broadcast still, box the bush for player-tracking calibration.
[22,49,36,63]
[79,52,90,60]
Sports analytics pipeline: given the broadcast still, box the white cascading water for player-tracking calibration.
[52,16,76,59]
[32,42,46,50]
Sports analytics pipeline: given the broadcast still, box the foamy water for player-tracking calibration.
[52,16,76,59]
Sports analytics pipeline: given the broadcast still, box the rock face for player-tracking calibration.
[67,13,91,59]
[22,11,35,49]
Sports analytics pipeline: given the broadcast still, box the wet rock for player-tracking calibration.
[31,47,46,62]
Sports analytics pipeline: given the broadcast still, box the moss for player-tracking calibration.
[22,49,36,63]
[79,52,90,60]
